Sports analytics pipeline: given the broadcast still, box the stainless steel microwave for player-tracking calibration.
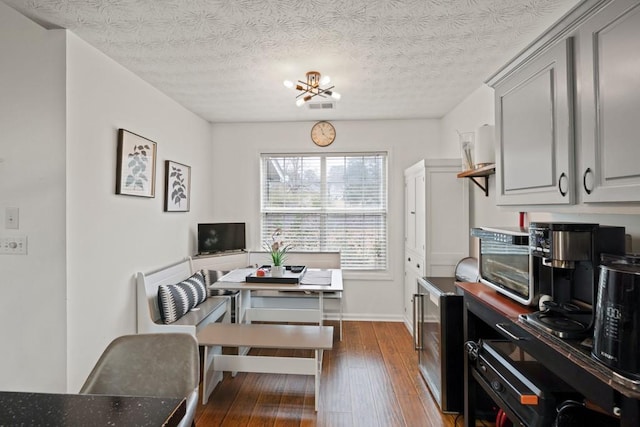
[471,227,536,306]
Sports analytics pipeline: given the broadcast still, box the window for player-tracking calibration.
[261,153,388,270]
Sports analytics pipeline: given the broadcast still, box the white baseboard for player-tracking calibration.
[324,313,405,322]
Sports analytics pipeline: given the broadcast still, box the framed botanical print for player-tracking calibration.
[116,129,157,197]
[164,160,191,212]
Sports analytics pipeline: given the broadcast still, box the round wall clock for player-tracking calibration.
[311,121,336,147]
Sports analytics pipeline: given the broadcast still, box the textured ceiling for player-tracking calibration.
[4,0,580,123]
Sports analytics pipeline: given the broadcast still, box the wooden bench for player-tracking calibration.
[136,258,230,336]
[196,323,334,410]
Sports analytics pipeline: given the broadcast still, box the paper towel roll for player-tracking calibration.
[475,124,495,166]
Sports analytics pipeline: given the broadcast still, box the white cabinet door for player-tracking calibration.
[493,38,575,205]
[415,170,426,257]
[404,161,424,254]
[405,170,417,251]
[578,0,640,202]
[425,162,469,277]
[403,247,424,327]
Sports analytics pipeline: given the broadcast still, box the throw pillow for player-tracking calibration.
[157,270,207,324]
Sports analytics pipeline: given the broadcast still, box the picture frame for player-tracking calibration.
[116,129,157,197]
[164,160,191,212]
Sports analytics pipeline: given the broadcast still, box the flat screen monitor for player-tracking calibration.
[197,222,246,255]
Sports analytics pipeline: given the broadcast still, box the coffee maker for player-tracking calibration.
[522,222,626,339]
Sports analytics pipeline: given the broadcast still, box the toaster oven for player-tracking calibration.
[471,227,536,306]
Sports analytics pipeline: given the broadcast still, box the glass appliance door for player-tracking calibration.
[418,279,442,407]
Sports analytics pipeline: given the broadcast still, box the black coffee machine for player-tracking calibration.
[522,222,626,339]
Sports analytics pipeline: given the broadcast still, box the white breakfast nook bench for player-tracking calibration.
[136,258,230,336]
[136,253,339,410]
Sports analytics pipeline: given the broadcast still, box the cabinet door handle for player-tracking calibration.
[583,168,593,195]
[558,172,568,197]
[416,263,421,269]
[495,323,525,341]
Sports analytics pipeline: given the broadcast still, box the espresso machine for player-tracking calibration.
[521,222,626,339]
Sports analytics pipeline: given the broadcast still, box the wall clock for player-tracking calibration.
[311,121,336,147]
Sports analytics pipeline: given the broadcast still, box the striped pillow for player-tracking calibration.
[157,270,207,324]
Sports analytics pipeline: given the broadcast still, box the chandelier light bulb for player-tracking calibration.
[295,98,306,107]
[320,75,331,86]
[283,80,294,88]
[330,91,341,100]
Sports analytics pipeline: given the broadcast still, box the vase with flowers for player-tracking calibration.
[264,228,292,277]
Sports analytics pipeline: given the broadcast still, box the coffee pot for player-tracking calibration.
[592,254,640,381]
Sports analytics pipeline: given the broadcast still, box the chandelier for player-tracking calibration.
[283,71,341,107]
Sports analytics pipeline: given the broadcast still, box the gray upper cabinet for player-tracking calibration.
[492,38,575,205]
[578,0,640,202]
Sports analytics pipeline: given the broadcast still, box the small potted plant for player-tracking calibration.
[264,228,292,277]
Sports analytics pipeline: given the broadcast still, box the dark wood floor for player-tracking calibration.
[194,321,461,427]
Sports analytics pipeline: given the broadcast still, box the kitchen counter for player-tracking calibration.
[517,318,640,398]
[456,281,640,427]
[423,276,457,294]
[0,391,186,426]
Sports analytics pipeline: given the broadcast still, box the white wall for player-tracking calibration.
[0,5,216,392]
[65,33,215,391]
[211,119,440,319]
[0,2,67,392]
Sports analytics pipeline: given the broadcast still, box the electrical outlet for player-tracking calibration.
[0,235,27,255]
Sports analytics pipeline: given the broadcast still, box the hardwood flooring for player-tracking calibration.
[194,321,461,427]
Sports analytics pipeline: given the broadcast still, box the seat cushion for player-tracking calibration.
[158,270,207,324]
[171,296,228,327]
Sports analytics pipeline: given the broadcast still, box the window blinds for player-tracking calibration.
[261,153,388,270]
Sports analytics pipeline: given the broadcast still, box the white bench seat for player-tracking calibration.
[136,259,230,336]
[196,323,333,410]
[168,297,228,329]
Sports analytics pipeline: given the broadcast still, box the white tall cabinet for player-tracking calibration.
[403,159,469,330]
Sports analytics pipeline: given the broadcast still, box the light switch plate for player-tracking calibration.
[0,235,27,254]
[5,207,19,229]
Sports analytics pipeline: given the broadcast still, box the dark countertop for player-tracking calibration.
[517,318,640,399]
[456,281,640,399]
[421,276,457,294]
[0,391,186,427]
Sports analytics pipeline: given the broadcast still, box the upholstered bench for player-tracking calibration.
[136,259,230,336]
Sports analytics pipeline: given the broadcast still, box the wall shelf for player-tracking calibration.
[457,164,495,196]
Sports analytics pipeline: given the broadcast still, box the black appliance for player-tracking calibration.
[466,339,580,427]
[592,253,640,381]
[413,258,477,413]
[471,227,533,305]
[197,222,246,255]
[522,222,626,339]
